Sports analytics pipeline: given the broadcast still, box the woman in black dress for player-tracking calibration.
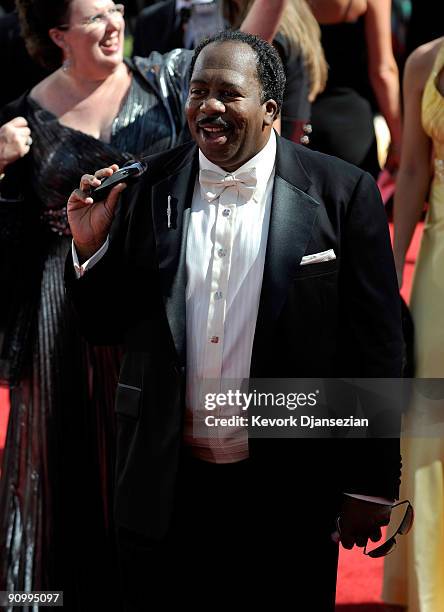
[308,0,402,177]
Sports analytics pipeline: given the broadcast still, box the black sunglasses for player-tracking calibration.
[364,500,414,558]
[337,500,414,558]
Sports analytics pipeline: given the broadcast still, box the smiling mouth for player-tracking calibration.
[198,124,231,145]
[99,35,120,53]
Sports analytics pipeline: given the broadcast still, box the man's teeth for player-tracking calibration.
[203,127,225,132]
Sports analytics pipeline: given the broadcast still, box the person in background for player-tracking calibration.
[133,0,193,56]
[0,0,286,607]
[308,0,402,178]
[0,7,48,107]
[383,36,444,612]
[228,0,327,144]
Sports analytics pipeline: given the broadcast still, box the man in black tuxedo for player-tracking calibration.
[65,31,403,611]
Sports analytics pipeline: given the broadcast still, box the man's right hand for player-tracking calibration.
[67,165,126,263]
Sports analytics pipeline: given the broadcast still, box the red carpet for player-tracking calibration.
[0,222,423,607]
[336,534,403,610]
[390,221,423,305]
[336,607,403,611]
[337,544,386,604]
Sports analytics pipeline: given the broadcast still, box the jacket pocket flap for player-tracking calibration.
[294,258,339,279]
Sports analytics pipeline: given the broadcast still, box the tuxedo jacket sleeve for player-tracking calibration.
[64,142,195,349]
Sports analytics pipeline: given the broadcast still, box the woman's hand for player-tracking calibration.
[67,165,126,263]
[0,117,32,172]
[384,140,401,174]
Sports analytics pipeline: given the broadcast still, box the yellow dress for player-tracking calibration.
[383,41,444,611]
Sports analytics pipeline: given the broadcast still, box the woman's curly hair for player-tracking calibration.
[16,0,72,70]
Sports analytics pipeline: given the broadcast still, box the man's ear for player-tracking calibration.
[263,99,279,127]
[48,27,67,51]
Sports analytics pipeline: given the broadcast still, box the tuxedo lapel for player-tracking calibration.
[258,175,320,323]
[251,137,320,372]
[151,150,199,366]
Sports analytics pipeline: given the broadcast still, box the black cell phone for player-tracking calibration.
[90,160,147,202]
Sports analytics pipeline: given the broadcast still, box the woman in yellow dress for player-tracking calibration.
[383,37,444,611]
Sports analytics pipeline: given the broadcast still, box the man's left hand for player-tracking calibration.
[337,496,392,549]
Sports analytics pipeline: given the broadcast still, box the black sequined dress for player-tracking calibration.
[0,60,186,610]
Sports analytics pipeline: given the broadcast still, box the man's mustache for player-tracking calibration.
[196,116,231,129]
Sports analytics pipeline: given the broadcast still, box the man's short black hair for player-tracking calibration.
[189,30,286,115]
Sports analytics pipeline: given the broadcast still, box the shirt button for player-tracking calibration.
[210,336,219,344]
[222,208,231,217]
[218,248,226,257]
[214,291,223,300]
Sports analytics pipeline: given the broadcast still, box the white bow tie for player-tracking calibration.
[199,168,257,203]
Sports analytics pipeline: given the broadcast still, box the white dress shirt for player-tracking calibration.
[183,131,276,463]
[73,132,276,465]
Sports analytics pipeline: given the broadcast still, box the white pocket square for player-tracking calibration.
[300,249,336,266]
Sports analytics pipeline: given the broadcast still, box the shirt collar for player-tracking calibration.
[198,130,277,202]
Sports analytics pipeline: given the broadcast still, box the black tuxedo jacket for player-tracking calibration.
[65,135,403,540]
